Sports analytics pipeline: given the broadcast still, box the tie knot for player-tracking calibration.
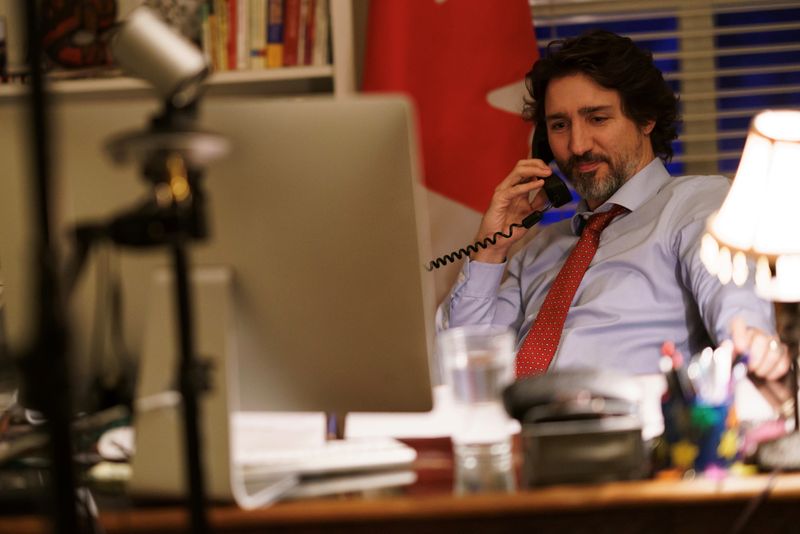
[584,204,627,234]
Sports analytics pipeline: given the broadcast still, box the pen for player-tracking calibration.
[670,350,696,403]
[660,354,687,404]
[660,342,694,404]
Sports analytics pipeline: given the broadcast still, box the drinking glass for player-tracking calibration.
[437,324,516,494]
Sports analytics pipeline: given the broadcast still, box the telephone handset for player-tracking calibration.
[520,126,571,227]
[425,126,571,271]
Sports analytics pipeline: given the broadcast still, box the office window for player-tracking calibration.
[530,0,800,177]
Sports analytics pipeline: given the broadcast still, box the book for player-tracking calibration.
[236,0,248,70]
[283,0,300,67]
[227,0,237,70]
[266,0,284,68]
[312,0,329,66]
[214,0,228,70]
[303,0,316,66]
[296,0,310,67]
[208,0,220,71]
[248,0,265,69]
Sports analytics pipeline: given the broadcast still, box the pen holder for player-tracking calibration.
[660,396,739,474]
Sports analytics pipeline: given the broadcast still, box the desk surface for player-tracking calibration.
[3,438,800,534]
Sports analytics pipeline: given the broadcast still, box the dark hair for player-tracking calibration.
[523,30,679,162]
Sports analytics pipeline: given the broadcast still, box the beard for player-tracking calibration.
[558,151,639,205]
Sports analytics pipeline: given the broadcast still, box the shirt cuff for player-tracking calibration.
[460,258,506,297]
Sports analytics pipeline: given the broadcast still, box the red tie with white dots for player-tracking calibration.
[515,204,628,377]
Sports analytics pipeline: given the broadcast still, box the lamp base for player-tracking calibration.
[756,431,800,470]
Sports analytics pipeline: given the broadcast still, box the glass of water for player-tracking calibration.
[437,324,516,494]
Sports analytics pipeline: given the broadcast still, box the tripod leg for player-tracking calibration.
[172,244,210,534]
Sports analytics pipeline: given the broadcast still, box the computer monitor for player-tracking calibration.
[0,94,435,415]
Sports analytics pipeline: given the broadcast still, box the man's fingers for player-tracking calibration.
[498,160,553,189]
[744,327,791,380]
[765,350,791,381]
[747,332,770,371]
[730,317,753,354]
[729,318,791,380]
[491,179,545,211]
[755,339,791,380]
[518,157,554,170]
[508,178,545,196]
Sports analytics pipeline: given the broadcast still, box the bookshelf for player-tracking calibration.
[0,65,336,100]
[0,0,355,101]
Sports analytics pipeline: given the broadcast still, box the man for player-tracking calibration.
[438,30,788,380]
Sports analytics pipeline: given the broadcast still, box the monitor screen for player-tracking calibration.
[0,94,435,414]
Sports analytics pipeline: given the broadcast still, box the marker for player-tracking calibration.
[670,349,696,403]
[660,354,687,404]
[660,342,694,404]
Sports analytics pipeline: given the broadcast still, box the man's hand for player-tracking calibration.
[730,317,792,380]
[472,159,553,264]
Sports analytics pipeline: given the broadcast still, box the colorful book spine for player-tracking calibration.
[227,0,238,70]
[208,0,220,71]
[248,0,265,69]
[214,0,228,70]
[303,0,316,65]
[200,0,329,73]
[283,0,300,67]
[236,0,248,70]
[266,0,284,68]
[312,0,329,66]
[297,0,311,66]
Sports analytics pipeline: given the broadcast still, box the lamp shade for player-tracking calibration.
[111,7,208,108]
[702,110,800,301]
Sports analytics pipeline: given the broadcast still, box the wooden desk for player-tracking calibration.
[3,438,800,534]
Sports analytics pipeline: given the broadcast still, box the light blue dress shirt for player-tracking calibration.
[438,158,775,375]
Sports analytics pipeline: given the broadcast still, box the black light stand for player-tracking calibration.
[18,1,80,533]
[71,102,228,534]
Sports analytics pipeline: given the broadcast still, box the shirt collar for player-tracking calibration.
[570,158,670,235]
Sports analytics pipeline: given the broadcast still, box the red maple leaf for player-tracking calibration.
[363,0,538,213]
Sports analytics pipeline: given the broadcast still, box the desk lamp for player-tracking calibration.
[700,109,800,468]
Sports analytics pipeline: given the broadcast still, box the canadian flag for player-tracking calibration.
[362,0,538,303]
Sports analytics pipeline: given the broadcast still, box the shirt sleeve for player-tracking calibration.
[436,256,525,333]
[674,179,775,344]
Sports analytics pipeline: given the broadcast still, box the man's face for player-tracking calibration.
[544,73,656,209]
